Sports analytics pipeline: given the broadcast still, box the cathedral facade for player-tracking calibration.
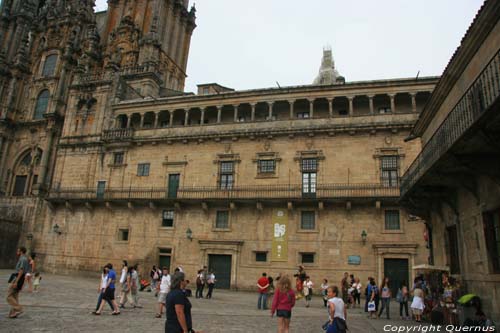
[0,0,433,292]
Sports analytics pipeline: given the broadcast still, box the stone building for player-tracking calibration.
[0,0,433,292]
[401,0,500,321]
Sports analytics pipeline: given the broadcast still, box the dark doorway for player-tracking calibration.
[383,258,409,298]
[208,254,232,289]
[96,181,106,199]
[12,175,27,196]
[446,225,461,274]
[159,255,171,271]
[168,174,180,198]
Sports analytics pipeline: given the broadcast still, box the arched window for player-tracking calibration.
[34,90,50,120]
[42,54,58,77]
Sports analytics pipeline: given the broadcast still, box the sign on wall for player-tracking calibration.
[348,255,361,265]
[271,209,288,261]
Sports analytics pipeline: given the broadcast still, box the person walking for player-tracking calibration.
[26,253,36,293]
[129,264,142,308]
[6,246,30,318]
[411,277,425,323]
[352,277,362,308]
[94,263,120,315]
[151,265,159,293]
[378,277,391,319]
[206,271,216,299]
[340,272,349,306]
[326,285,347,333]
[303,276,313,307]
[271,275,296,333]
[364,277,371,313]
[118,260,129,308]
[93,265,114,314]
[257,272,270,310]
[321,279,329,307]
[156,267,171,318]
[195,269,204,299]
[397,281,410,320]
[165,271,197,333]
[367,278,379,319]
[267,276,275,309]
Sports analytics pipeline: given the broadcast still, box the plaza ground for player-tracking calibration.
[0,270,430,332]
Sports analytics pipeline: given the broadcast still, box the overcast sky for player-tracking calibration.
[94,0,484,94]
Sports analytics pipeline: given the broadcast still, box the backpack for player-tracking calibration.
[396,289,403,303]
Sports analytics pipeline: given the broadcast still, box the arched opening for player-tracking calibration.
[416,91,432,113]
[158,111,169,127]
[42,54,58,77]
[313,98,329,118]
[116,114,128,128]
[353,96,370,116]
[254,102,269,121]
[171,109,185,126]
[273,101,289,120]
[332,97,349,116]
[188,108,202,125]
[10,149,43,196]
[395,93,412,113]
[143,112,155,128]
[34,90,50,120]
[204,106,218,124]
[294,99,310,118]
[237,104,252,122]
[220,105,235,123]
[373,94,391,114]
[130,113,141,129]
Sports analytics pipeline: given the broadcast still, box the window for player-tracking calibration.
[483,210,500,273]
[381,156,399,187]
[384,210,400,230]
[379,107,391,114]
[203,87,209,95]
[12,176,27,196]
[258,160,275,174]
[301,158,317,172]
[219,161,234,189]
[137,163,150,176]
[162,210,174,227]
[297,112,310,119]
[302,158,317,197]
[113,152,124,165]
[301,211,316,230]
[42,54,58,77]
[255,252,267,262]
[118,229,129,241]
[301,253,315,264]
[215,210,229,229]
[34,90,50,120]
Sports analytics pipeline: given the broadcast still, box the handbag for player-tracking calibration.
[334,317,347,332]
[368,300,376,311]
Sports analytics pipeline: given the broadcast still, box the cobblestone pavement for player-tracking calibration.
[0,270,431,333]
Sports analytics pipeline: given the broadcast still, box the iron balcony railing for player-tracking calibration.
[401,50,500,197]
[47,183,400,202]
[102,128,134,141]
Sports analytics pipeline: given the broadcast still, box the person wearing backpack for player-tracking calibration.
[6,246,30,318]
[271,275,296,333]
[397,281,410,320]
[326,285,347,333]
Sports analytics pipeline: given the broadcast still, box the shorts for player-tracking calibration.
[276,310,292,318]
[103,287,115,301]
[158,292,167,304]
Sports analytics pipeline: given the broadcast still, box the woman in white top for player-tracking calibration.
[93,266,113,314]
[303,276,313,307]
[352,278,362,308]
[326,286,347,333]
[118,260,129,308]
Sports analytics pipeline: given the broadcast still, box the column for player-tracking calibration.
[389,94,396,113]
[309,99,314,118]
[37,128,56,190]
[289,100,295,119]
[410,93,417,112]
[184,110,189,126]
[126,116,132,128]
[0,136,10,193]
[233,105,239,122]
[216,106,222,123]
[250,103,256,121]
[328,98,333,117]
[368,95,375,115]
[200,108,205,126]
[268,102,273,120]
[348,96,354,116]
[169,111,174,127]
[140,114,145,128]
[153,112,159,128]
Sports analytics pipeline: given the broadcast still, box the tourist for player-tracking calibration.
[33,272,41,292]
[352,277,362,308]
[364,276,371,313]
[257,272,270,310]
[326,285,347,333]
[441,272,458,325]
[93,265,113,314]
[26,253,36,293]
[195,269,204,298]
[293,265,306,298]
[129,264,141,308]
[118,260,129,308]
[367,277,379,319]
[94,263,120,315]
[200,266,208,298]
[411,277,425,323]
[151,265,159,293]
[6,246,30,318]
[378,277,391,319]
[341,272,349,306]
[321,279,329,307]
[165,271,196,333]
[267,276,275,309]
[397,281,410,320]
[271,275,296,333]
[303,276,313,307]
[206,271,216,299]
[156,267,170,318]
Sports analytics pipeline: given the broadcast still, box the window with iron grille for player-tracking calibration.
[215,211,229,229]
[42,55,58,77]
[258,159,275,174]
[162,210,174,227]
[137,163,150,176]
[255,252,267,262]
[301,211,316,230]
[301,253,315,264]
[381,156,399,187]
[219,161,234,189]
[113,152,124,165]
[301,158,317,172]
[384,210,400,230]
[483,209,500,273]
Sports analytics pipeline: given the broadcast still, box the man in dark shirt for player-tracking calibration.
[7,246,30,318]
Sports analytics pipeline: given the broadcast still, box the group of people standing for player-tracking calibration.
[195,266,216,299]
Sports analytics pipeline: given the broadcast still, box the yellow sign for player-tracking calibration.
[271,208,288,261]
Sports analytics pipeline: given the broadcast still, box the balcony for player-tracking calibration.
[401,50,500,198]
[46,183,399,205]
[102,128,134,141]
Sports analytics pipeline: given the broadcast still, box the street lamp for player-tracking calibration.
[186,228,193,241]
[53,224,62,235]
[361,230,367,245]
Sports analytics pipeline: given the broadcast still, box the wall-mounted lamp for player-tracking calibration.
[361,230,367,244]
[26,233,34,241]
[186,228,193,241]
[53,224,62,235]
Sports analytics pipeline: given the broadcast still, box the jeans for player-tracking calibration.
[379,297,390,318]
[257,293,268,309]
[399,300,409,317]
[96,290,113,311]
[206,283,214,298]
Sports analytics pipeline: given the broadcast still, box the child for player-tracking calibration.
[33,272,42,292]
